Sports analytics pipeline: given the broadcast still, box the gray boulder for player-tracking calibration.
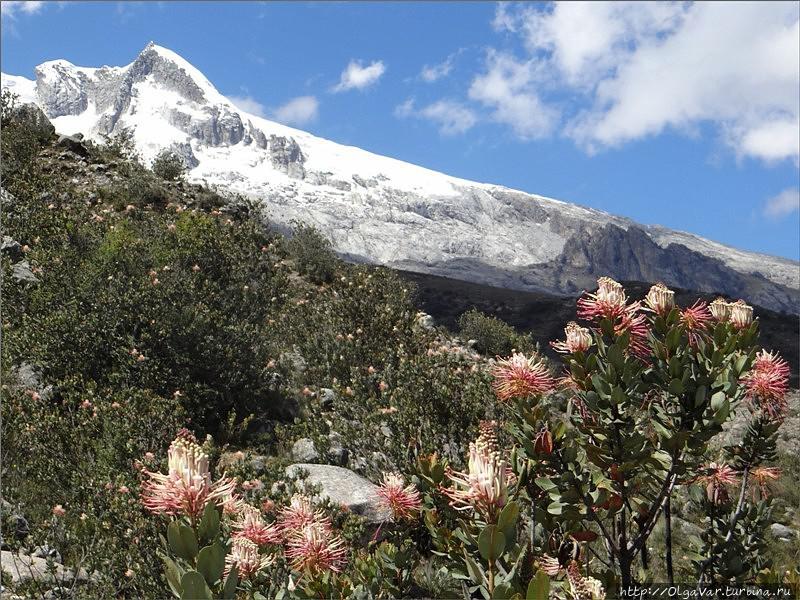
[11,261,38,283]
[56,134,90,157]
[1,236,22,261]
[0,550,88,585]
[770,523,795,540]
[11,103,55,142]
[291,438,319,462]
[286,463,390,524]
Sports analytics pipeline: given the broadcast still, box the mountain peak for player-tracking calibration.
[2,48,798,313]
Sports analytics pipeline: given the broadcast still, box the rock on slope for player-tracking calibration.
[3,42,798,313]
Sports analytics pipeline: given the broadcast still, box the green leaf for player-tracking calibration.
[197,503,220,544]
[463,552,486,587]
[180,571,212,600]
[694,385,707,408]
[710,391,726,411]
[492,582,515,599]
[196,542,225,586]
[546,501,563,515]
[478,525,506,563]
[222,569,238,600]
[534,477,556,491]
[610,386,626,406]
[668,378,683,396]
[161,554,184,598]
[497,501,519,541]
[527,570,550,600]
[168,522,199,562]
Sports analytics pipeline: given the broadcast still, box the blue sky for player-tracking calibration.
[2,1,799,260]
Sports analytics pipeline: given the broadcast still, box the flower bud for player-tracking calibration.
[709,297,730,321]
[729,300,753,329]
[644,282,675,315]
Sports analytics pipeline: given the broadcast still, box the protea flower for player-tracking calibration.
[577,277,628,321]
[277,494,329,533]
[644,282,675,316]
[566,561,605,600]
[140,434,238,519]
[709,297,731,322]
[616,308,651,359]
[491,353,554,401]
[440,436,514,523]
[233,504,282,546]
[729,300,753,329]
[285,521,348,575]
[695,462,740,505]
[224,537,274,579]
[376,473,421,521]
[551,322,593,354]
[743,350,791,419]
[679,300,713,347]
[749,466,781,500]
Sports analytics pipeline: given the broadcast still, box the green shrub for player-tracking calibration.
[457,308,532,356]
[286,222,338,284]
[151,149,186,181]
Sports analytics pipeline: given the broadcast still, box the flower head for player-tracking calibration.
[577,277,628,321]
[233,504,282,546]
[743,350,791,420]
[567,561,605,600]
[679,300,713,347]
[277,494,329,533]
[440,434,514,523]
[224,537,273,580]
[709,297,731,322]
[52,504,66,517]
[729,300,753,330]
[551,322,593,354]
[695,462,740,505]
[491,353,554,401]
[140,434,238,519]
[644,282,675,316]
[750,466,781,500]
[376,473,421,521]
[285,521,348,575]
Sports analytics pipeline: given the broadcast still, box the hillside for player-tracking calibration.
[3,42,798,314]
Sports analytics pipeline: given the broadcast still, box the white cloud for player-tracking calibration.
[1,1,45,17]
[395,98,477,136]
[419,52,459,83]
[332,59,386,92]
[764,188,800,219]
[468,50,557,140]
[228,94,267,118]
[272,95,319,126]
[484,2,800,164]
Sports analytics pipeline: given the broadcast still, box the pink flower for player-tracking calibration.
[491,353,554,401]
[118,486,130,494]
[277,495,329,533]
[551,322,593,354]
[440,431,515,523]
[376,473,421,521]
[695,462,740,505]
[679,300,713,347]
[750,466,781,500]
[644,282,675,316]
[285,521,348,575]
[729,300,753,330]
[224,537,273,580]
[80,400,92,409]
[52,504,66,517]
[378,381,389,392]
[743,350,791,420]
[140,434,238,519]
[232,505,282,546]
[577,277,628,321]
[125,569,134,578]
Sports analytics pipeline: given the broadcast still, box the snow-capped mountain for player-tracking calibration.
[3,42,798,313]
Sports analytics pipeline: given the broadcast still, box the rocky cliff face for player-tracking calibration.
[3,42,798,313]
